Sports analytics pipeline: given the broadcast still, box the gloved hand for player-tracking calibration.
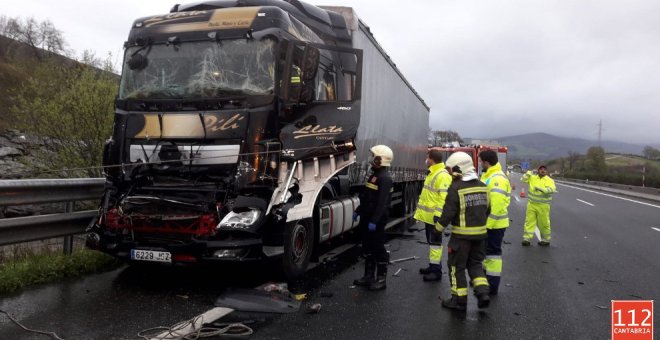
[433,216,441,225]
[353,211,359,222]
[368,222,377,232]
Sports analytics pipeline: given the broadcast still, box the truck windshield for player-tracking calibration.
[119,39,276,99]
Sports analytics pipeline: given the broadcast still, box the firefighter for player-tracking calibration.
[414,149,452,281]
[479,150,511,295]
[353,145,394,291]
[438,152,490,311]
[521,165,556,246]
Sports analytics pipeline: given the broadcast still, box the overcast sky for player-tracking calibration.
[4,0,660,144]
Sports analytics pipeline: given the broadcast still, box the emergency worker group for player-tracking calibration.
[353,145,555,311]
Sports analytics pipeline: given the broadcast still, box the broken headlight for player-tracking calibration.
[218,208,261,229]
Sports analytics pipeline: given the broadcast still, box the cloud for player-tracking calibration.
[5,0,660,144]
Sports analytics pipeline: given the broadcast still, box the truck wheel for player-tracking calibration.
[282,219,314,279]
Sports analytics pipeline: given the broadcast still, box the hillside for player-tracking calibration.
[497,133,653,160]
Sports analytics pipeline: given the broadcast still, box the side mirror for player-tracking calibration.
[301,46,319,81]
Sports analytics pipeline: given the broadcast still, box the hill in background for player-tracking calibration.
[494,133,657,160]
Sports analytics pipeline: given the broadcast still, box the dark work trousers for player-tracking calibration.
[447,237,490,297]
[425,223,443,273]
[485,228,506,294]
[360,219,388,265]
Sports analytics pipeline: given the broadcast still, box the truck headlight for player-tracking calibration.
[218,209,261,229]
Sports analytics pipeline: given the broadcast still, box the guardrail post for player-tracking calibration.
[63,202,74,255]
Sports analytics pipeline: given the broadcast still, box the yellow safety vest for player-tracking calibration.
[522,171,556,204]
[414,162,452,224]
[480,163,511,229]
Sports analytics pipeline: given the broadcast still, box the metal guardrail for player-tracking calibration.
[0,178,105,252]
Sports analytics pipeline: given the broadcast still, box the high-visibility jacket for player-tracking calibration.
[414,163,451,224]
[522,171,556,204]
[438,178,490,240]
[480,163,511,229]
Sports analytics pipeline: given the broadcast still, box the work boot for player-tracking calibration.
[538,240,550,246]
[419,266,432,275]
[423,271,442,282]
[369,262,388,290]
[476,292,490,308]
[521,239,531,246]
[353,258,375,287]
[441,296,467,311]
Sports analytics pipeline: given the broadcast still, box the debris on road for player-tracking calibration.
[629,294,643,299]
[176,294,189,299]
[577,282,585,285]
[595,305,608,310]
[294,293,307,301]
[307,303,322,314]
[393,268,402,277]
[215,289,301,313]
[389,256,419,264]
[514,312,523,316]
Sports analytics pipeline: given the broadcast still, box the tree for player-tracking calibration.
[567,151,579,171]
[642,146,660,160]
[586,146,607,172]
[9,57,117,177]
[430,130,463,146]
[0,15,68,59]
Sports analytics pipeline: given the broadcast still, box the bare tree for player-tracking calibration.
[0,15,67,60]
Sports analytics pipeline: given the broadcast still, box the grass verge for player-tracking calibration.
[0,249,121,296]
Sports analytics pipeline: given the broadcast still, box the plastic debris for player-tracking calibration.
[595,305,608,310]
[307,303,322,314]
[393,268,402,277]
[294,293,307,301]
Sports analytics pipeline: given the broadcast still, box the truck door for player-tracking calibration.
[279,42,363,160]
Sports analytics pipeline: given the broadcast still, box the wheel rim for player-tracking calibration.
[292,223,308,264]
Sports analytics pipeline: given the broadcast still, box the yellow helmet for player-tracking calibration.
[446,151,474,174]
[370,145,393,167]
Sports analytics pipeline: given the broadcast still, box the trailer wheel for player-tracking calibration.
[282,219,314,279]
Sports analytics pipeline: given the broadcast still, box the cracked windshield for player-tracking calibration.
[119,39,275,99]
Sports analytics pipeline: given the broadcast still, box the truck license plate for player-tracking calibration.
[130,249,171,263]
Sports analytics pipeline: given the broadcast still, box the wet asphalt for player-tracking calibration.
[1,174,659,339]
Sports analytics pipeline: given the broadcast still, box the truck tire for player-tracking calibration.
[282,218,314,279]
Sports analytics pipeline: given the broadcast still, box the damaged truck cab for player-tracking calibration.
[88,0,429,278]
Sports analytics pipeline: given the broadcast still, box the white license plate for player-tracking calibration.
[130,249,172,263]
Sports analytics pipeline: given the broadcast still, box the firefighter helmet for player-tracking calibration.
[370,145,393,167]
[446,151,474,174]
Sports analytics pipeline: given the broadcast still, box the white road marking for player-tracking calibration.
[576,199,594,206]
[514,195,521,202]
[652,227,660,233]
[557,183,660,209]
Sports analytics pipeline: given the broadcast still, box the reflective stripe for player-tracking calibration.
[488,213,509,220]
[417,204,434,213]
[429,245,443,264]
[486,255,501,260]
[366,183,378,190]
[484,257,502,275]
[490,188,510,196]
[486,271,501,277]
[472,277,489,287]
[435,207,443,213]
[456,288,468,297]
[450,266,458,294]
[451,225,487,235]
[528,196,551,204]
[423,185,448,193]
[291,76,300,83]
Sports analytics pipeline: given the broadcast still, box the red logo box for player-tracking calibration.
[611,300,654,340]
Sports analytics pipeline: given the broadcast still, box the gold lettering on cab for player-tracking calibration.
[293,125,343,139]
[204,114,245,132]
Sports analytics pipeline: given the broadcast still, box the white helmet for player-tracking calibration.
[370,145,393,167]
[445,151,474,174]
